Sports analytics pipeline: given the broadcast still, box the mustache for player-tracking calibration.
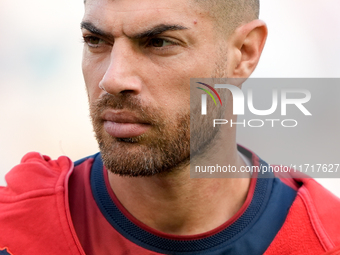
[94,93,143,110]
[90,93,159,124]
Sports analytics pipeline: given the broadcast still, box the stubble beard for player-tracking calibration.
[91,90,226,177]
[90,94,191,177]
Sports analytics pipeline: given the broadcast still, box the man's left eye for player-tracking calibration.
[148,38,174,47]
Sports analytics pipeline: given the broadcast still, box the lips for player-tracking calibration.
[102,111,151,138]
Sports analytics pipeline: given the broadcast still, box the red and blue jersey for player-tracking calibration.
[0,147,340,254]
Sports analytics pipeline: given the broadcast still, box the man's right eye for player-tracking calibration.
[83,36,105,48]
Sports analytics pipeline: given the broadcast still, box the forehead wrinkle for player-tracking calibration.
[84,1,194,20]
[100,7,177,13]
[83,2,199,40]
[84,0,179,14]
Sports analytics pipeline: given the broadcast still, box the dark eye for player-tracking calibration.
[148,38,174,47]
[83,36,105,47]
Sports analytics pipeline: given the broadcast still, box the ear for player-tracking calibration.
[226,20,268,78]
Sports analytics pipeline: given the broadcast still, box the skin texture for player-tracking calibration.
[82,0,267,235]
[193,0,260,36]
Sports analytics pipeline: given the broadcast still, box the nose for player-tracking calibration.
[99,40,142,96]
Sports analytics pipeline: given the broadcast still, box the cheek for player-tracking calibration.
[82,52,109,102]
[148,57,218,118]
[152,75,191,121]
[153,57,212,109]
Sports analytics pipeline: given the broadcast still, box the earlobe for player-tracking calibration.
[230,20,268,78]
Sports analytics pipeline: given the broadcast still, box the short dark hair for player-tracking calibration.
[193,0,260,35]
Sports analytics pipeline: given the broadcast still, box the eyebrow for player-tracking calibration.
[131,24,188,39]
[81,21,188,41]
[81,21,115,41]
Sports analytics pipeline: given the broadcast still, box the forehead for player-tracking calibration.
[83,0,208,35]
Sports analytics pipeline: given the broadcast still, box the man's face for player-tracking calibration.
[82,0,228,176]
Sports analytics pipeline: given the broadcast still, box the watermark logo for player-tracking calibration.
[190,78,340,179]
[195,80,312,128]
[196,82,222,115]
[200,84,312,116]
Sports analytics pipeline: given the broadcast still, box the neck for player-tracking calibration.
[108,141,250,235]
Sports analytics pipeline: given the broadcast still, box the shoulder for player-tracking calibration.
[275,171,340,237]
[295,178,340,247]
[264,174,340,254]
[0,152,73,201]
[276,174,340,251]
[0,153,79,253]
